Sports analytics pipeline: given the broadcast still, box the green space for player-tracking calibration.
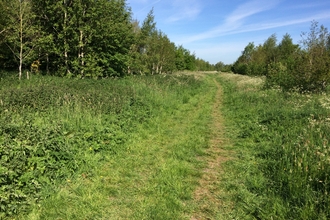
[217,73,330,219]
[1,73,329,219]
[1,1,330,219]
[0,73,215,219]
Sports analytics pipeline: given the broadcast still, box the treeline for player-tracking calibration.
[214,61,232,72]
[0,0,214,79]
[232,21,330,92]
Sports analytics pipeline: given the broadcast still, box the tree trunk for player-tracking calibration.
[156,64,159,74]
[159,64,163,74]
[63,0,70,75]
[79,30,84,76]
[18,2,24,80]
[46,53,49,74]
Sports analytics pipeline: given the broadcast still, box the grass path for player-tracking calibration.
[27,74,231,219]
[190,76,233,220]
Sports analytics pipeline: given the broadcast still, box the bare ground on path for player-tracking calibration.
[191,76,233,220]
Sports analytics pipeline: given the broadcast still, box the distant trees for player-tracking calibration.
[215,61,232,72]
[0,2,213,78]
[130,9,176,75]
[232,21,330,92]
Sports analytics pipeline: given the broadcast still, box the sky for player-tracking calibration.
[126,0,330,65]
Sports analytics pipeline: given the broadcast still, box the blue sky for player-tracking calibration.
[126,0,330,64]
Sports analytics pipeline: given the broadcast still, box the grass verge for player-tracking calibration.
[217,73,330,219]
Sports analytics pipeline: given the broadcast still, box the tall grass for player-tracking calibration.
[0,73,213,219]
[218,73,330,219]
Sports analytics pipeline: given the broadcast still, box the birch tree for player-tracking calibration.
[1,0,39,79]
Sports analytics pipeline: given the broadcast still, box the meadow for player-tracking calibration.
[0,72,329,219]
[0,73,215,219]
[217,73,330,219]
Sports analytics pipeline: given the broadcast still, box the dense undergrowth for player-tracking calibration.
[0,73,207,218]
[218,73,330,219]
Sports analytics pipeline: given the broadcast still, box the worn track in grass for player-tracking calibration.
[21,73,235,220]
[191,75,233,220]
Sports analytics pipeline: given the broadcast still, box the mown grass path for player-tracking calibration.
[190,76,233,220]
[25,74,233,219]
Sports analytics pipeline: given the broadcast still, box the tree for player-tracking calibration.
[175,45,186,71]
[215,61,224,72]
[153,32,176,74]
[263,34,278,63]
[241,42,255,63]
[278,34,298,60]
[296,21,330,91]
[32,0,134,77]
[89,0,134,77]
[0,0,9,36]
[184,49,196,71]
[1,0,39,79]
[215,61,231,72]
[0,0,14,69]
[232,42,255,75]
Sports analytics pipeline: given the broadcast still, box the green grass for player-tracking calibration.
[217,73,330,219]
[3,72,328,219]
[0,73,216,219]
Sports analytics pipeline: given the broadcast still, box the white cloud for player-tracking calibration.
[218,11,330,36]
[131,0,162,15]
[166,0,202,22]
[129,0,151,3]
[176,0,280,43]
[287,2,330,10]
[226,0,280,24]
[177,0,330,44]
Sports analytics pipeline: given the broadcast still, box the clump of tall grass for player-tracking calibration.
[218,74,330,219]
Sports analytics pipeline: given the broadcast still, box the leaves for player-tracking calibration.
[232,21,330,92]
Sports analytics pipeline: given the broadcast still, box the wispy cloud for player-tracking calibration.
[231,12,330,35]
[287,2,330,10]
[178,0,282,43]
[226,0,280,24]
[132,0,162,15]
[166,0,202,22]
[178,0,330,44]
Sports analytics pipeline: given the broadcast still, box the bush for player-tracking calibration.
[265,62,295,91]
[232,62,249,75]
[291,51,330,92]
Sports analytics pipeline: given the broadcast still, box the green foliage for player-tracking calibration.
[263,34,278,63]
[232,62,249,75]
[215,61,232,72]
[265,62,294,90]
[294,21,330,92]
[195,58,214,71]
[232,21,330,92]
[232,42,265,75]
[0,73,211,219]
[0,0,40,79]
[0,0,213,77]
[175,45,186,71]
[219,74,330,219]
[0,75,145,217]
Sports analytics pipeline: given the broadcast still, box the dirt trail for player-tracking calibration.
[191,77,232,220]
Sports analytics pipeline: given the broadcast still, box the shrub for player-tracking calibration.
[265,62,295,91]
